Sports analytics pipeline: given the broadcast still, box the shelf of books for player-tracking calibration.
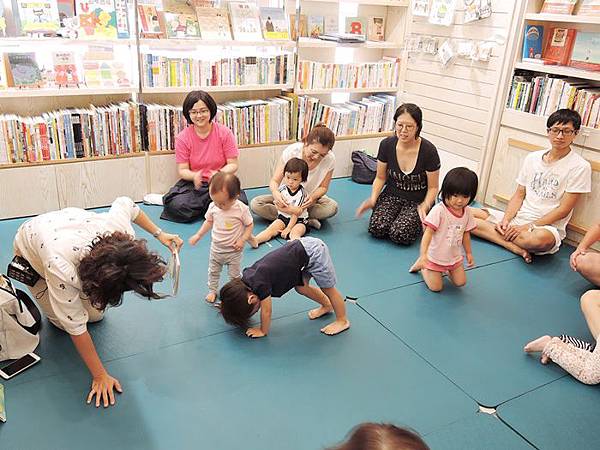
[297,37,401,49]
[524,13,600,25]
[300,0,409,6]
[514,61,600,81]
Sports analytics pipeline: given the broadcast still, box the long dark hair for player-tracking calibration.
[78,231,166,310]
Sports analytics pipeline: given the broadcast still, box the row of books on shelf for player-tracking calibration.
[522,26,600,71]
[294,93,396,141]
[0,0,130,39]
[297,58,400,90]
[0,47,131,89]
[507,72,600,128]
[141,53,293,88]
[0,93,398,164]
[539,0,600,15]
[0,102,142,165]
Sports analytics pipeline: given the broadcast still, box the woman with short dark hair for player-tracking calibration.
[161,90,248,223]
[13,197,183,407]
[357,103,441,245]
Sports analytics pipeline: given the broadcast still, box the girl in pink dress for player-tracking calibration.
[410,167,479,292]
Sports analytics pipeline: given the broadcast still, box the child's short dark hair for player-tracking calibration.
[219,278,254,329]
[439,167,479,206]
[284,157,309,181]
[327,423,430,450]
[547,108,581,131]
[209,172,241,199]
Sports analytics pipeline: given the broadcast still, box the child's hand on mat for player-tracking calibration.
[233,238,245,251]
[466,253,475,267]
[87,372,123,408]
[189,233,202,246]
[280,228,291,239]
[193,171,204,189]
[409,255,427,273]
[570,248,586,271]
[246,327,266,338]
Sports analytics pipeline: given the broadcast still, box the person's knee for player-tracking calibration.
[525,233,556,252]
[427,282,443,292]
[580,290,600,313]
[453,278,466,288]
[576,253,597,277]
[389,225,420,245]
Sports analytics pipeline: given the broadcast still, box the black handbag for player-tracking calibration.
[351,150,377,184]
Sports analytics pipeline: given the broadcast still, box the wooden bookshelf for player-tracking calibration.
[0,87,136,98]
[524,13,600,25]
[0,152,145,169]
[0,37,135,45]
[300,0,408,5]
[295,87,398,94]
[298,37,401,49]
[141,84,294,94]
[514,61,600,82]
[138,38,296,49]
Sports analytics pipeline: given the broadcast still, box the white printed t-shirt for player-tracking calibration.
[13,197,140,335]
[280,143,335,196]
[205,199,253,253]
[515,149,591,239]
[278,185,308,219]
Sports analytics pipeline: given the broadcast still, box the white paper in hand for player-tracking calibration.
[167,247,181,296]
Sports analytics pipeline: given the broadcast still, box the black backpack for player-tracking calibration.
[351,150,377,184]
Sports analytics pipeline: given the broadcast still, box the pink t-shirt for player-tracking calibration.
[205,200,253,253]
[175,122,239,182]
[424,203,476,266]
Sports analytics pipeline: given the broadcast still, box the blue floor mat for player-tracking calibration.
[424,412,533,449]
[498,376,600,450]
[0,304,476,450]
[356,246,593,407]
[310,218,519,298]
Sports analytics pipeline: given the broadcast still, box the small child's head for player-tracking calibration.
[219,278,260,329]
[327,423,430,450]
[209,172,241,210]
[439,167,479,210]
[283,157,309,191]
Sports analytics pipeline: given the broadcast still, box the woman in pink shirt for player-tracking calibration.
[161,90,248,223]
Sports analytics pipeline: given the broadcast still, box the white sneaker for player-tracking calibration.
[307,219,321,230]
[143,193,164,206]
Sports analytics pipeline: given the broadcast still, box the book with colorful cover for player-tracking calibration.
[345,16,366,36]
[137,4,164,37]
[324,15,338,34]
[289,14,307,40]
[259,7,289,40]
[77,0,118,39]
[195,7,231,40]
[5,52,43,88]
[522,24,544,62]
[0,54,7,88]
[229,1,262,41]
[308,15,323,38]
[53,51,80,87]
[164,12,200,38]
[540,0,578,14]
[113,0,130,38]
[543,27,576,65]
[57,0,74,27]
[367,16,384,41]
[15,0,60,34]
[578,0,600,15]
[569,31,600,71]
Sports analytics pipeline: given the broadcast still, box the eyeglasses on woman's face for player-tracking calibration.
[547,127,576,137]
[189,108,210,117]
[395,123,416,132]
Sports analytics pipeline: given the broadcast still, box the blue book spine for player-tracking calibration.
[522,25,544,61]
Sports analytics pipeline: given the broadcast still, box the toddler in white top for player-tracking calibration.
[410,167,479,292]
[189,172,253,303]
[250,158,309,247]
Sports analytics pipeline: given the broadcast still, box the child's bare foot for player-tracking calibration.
[321,319,350,336]
[205,292,217,303]
[248,235,259,249]
[308,306,333,320]
[524,335,551,353]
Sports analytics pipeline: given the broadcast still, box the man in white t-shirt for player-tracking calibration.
[472,109,592,262]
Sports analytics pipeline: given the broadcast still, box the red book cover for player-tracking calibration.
[543,28,576,65]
